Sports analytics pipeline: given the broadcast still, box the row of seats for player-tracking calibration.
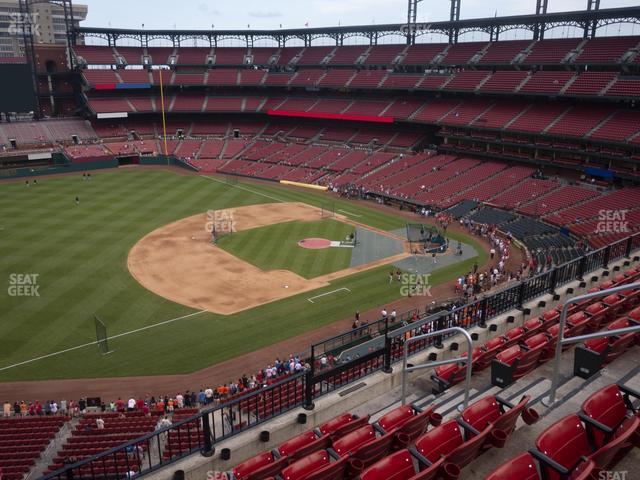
[434,265,640,392]
[81,67,640,100]
[73,36,640,67]
[230,387,542,480]
[83,95,640,144]
[487,382,640,479]
[0,416,68,480]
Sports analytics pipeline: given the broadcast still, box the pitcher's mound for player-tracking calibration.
[298,238,332,249]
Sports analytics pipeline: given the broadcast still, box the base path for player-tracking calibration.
[128,202,335,315]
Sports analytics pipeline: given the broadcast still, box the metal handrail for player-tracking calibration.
[401,322,474,410]
[543,280,640,407]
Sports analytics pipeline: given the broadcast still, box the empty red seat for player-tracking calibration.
[502,327,525,348]
[281,450,332,480]
[486,453,597,480]
[532,413,639,480]
[580,383,640,452]
[331,425,394,471]
[474,337,507,371]
[432,350,480,392]
[279,430,333,462]
[460,395,537,451]
[376,405,438,448]
[233,452,288,480]
[485,452,540,480]
[523,317,545,338]
[583,302,608,330]
[359,449,446,480]
[317,413,369,439]
[414,419,492,469]
[492,332,548,387]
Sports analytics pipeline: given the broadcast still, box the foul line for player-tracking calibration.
[307,288,351,303]
[337,209,362,218]
[0,310,207,373]
[201,175,287,203]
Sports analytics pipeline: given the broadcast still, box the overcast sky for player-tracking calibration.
[79,0,640,44]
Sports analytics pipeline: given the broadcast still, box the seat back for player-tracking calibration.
[535,414,591,480]
[492,395,531,435]
[377,405,414,433]
[581,384,629,449]
[288,436,332,462]
[278,430,318,457]
[475,337,507,370]
[415,420,463,463]
[304,455,349,480]
[318,414,354,436]
[445,422,492,467]
[503,327,525,348]
[351,433,395,469]
[332,425,375,457]
[330,415,370,440]
[495,345,521,367]
[233,452,274,480]
[461,396,502,433]
[485,452,540,480]
[359,449,415,480]
[395,408,434,443]
[281,450,329,480]
[246,456,290,480]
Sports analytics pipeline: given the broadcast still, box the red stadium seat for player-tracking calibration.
[580,383,640,451]
[414,419,492,469]
[491,333,548,387]
[376,404,438,449]
[360,449,446,480]
[533,413,639,480]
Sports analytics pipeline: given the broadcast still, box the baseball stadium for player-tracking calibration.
[1,1,640,479]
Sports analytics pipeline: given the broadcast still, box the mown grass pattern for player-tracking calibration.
[0,171,485,381]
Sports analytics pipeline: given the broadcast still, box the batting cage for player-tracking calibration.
[406,223,448,254]
[94,315,112,355]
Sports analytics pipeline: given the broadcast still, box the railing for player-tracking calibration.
[38,233,639,480]
[400,326,474,409]
[542,281,640,407]
[40,373,306,480]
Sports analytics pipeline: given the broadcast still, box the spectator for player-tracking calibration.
[96,417,105,429]
[127,397,136,411]
[3,401,10,417]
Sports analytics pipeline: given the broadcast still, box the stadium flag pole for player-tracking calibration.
[159,67,169,164]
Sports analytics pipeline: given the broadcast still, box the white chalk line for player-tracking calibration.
[0,310,207,372]
[307,288,351,303]
[337,209,362,218]
[201,175,287,204]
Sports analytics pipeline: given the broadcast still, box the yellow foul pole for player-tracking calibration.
[158,68,169,163]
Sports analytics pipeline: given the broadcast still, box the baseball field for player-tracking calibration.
[0,168,486,383]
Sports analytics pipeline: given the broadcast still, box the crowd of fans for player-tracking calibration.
[2,355,309,419]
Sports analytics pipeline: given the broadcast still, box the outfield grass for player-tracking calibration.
[217,219,354,278]
[0,170,486,381]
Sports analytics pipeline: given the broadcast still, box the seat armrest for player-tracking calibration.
[407,445,433,468]
[495,396,515,409]
[619,383,640,400]
[456,417,481,436]
[577,412,614,434]
[529,449,570,476]
[372,423,387,435]
[326,448,340,460]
